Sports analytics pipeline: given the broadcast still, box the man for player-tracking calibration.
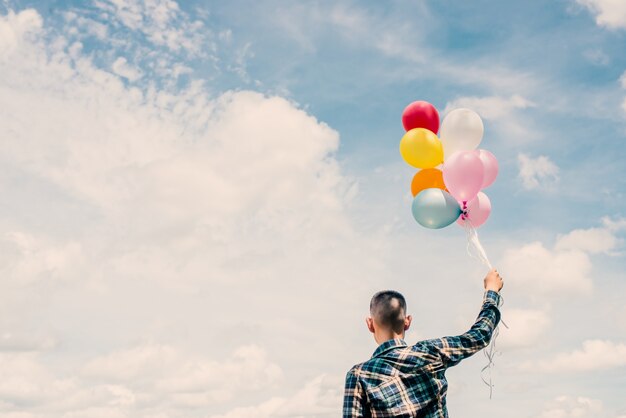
[343,268,503,417]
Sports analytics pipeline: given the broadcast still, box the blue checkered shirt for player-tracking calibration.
[343,290,501,417]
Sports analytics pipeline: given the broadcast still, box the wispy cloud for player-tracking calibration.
[517,153,560,190]
[111,56,142,81]
[94,0,208,54]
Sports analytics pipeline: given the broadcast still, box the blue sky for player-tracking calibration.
[0,0,625,417]
[182,0,626,230]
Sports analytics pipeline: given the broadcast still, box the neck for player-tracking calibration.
[375,330,404,345]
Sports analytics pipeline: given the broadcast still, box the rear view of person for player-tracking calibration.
[343,269,503,417]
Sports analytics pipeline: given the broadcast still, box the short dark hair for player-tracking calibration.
[370,290,407,334]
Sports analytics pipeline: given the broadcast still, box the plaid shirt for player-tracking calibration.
[343,290,501,418]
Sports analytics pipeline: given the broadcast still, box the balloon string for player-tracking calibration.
[462,218,508,399]
[480,317,499,399]
[479,294,507,399]
[463,217,493,270]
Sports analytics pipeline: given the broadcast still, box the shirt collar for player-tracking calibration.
[372,338,407,358]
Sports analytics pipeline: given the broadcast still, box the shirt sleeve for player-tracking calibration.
[432,290,501,368]
[343,367,368,418]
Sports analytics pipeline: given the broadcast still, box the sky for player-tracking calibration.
[0,0,625,417]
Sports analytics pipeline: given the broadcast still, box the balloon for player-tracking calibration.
[457,191,491,228]
[412,188,462,229]
[474,149,498,189]
[402,101,440,134]
[399,128,443,169]
[411,168,446,197]
[442,151,484,203]
[440,108,484,159]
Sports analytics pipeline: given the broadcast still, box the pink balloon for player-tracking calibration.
[474,149,498,189]
[457,192,491,228]
[402,101,440,134]
[442,151,484,203]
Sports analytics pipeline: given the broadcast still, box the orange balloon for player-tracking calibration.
[411,168,447,196]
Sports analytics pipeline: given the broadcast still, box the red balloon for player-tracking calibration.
[402,101,440,134]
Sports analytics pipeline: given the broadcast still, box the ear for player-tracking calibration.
[404,315,412,331]
[365,317,375,334]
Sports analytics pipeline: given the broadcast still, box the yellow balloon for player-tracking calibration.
[399,128,443,169]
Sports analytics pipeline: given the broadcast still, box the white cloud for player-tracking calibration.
[83,344,283,407]
[61,406,131,418]
[0,344,282,416]
[0,7,370,417]
[0,353,62,404]
[0,6,353,292]
[537,395,605,418]
[0,9,42,56]
[82,344,179,381]
[209,374,342,418]
[554,216,626,255]
[575,0,626,30]
[0,354,131,412]
[111,57,142,81]
[517,153,560,190]
[601,216,626,232]
[501,219,626,297]
[528,340,626,373]
[497,308,551,349]
[501,242,592,296]
[555,226,622,255]
[0,232,85,284]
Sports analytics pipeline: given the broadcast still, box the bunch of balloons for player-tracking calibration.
[399,101,498,229]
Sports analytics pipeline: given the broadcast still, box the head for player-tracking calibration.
[366,290,412,344]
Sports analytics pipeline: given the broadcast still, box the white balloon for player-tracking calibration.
[440,108,484,160]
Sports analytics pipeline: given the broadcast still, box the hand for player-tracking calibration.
[484,268,503,293]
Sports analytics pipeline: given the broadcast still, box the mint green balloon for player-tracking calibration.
[412,188,462,229]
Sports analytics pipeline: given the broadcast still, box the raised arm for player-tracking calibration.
[432,269,503,368]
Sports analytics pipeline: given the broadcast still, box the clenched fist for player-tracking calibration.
[484,268,503,293]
